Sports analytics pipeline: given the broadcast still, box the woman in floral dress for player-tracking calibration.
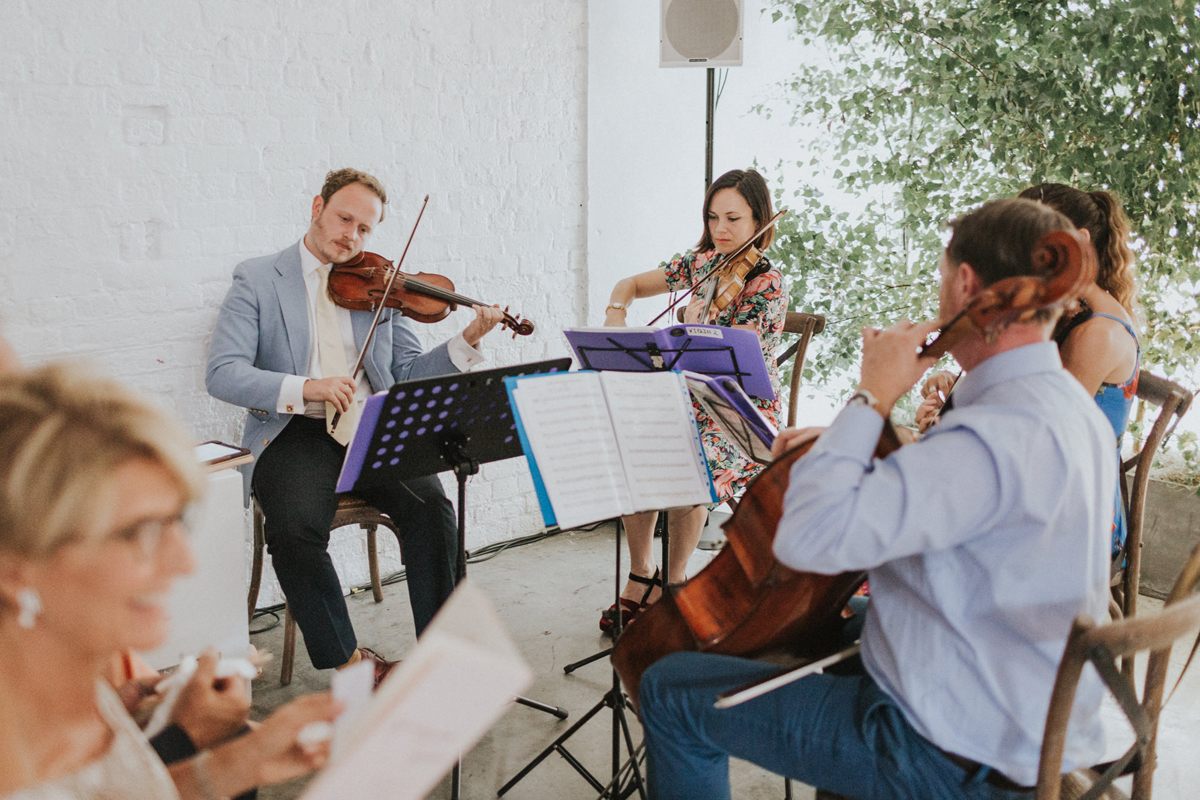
[599,169,786,632]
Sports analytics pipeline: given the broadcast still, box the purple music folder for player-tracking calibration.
[563,324,775,400]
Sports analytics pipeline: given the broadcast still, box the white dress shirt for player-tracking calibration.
[276,240,483,416]
[774,342,1115,786]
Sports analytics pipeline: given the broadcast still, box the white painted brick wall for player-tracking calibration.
[1,0,587,608]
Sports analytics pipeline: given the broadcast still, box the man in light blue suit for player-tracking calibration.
[207,169,504,683]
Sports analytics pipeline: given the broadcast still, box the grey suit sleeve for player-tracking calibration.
[206,264,294,414]
[388,314,459,383]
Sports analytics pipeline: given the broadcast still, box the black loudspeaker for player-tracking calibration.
[660,0,744,67]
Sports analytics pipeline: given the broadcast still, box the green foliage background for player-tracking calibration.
[759,0,1200,418]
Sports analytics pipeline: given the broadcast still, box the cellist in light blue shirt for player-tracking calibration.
[638,198,1115,800]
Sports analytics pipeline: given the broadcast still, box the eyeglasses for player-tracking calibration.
[108,509,193,559]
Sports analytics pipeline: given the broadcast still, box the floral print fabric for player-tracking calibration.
[662,250,786,501]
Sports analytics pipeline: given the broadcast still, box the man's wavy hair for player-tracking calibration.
[320,168,388,222]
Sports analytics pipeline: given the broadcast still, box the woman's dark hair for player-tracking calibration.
[946,198,1075,283]
[695,169,775,253]
[1017,183,1136,314]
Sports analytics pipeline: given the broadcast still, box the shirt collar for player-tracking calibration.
[951,341,1063,408]
[298,237,328,278]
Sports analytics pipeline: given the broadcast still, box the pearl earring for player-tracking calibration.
[16,587,42,629]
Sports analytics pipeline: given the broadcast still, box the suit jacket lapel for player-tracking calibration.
[274,242,310,374]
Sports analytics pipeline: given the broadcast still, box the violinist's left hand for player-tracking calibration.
[857,319,940,419]
[463,304,506,346]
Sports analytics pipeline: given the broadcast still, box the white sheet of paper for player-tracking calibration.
[329,660,374,759]
[511,372,633,529]
[599,371,713,510]
[301,582,533,800]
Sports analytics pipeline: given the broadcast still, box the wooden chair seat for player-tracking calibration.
[247,495,405,685]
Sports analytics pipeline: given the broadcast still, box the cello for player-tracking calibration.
[612,229,1097,707]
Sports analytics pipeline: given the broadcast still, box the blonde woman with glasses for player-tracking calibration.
[0,364,340,800]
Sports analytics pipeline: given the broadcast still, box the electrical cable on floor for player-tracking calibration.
[249,519,610,627]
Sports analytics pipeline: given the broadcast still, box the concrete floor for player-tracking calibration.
[248,523,1200,800]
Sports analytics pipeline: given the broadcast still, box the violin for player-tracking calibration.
[325,194,533,436]
[328,251,535,338]
[613,228,1097,708]
[651,210,788,327]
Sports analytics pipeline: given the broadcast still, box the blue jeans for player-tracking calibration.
[639,651,1034,800]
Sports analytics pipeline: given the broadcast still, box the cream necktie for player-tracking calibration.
[315,265,360,445]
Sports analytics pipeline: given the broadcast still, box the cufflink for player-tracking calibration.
[286,405,295,413]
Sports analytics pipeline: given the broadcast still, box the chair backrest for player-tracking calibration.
[1037,541,1200,800]
[775,312,826,427]
[1118,372,1193,622]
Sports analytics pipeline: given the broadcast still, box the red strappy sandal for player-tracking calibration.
[599,568,661,635]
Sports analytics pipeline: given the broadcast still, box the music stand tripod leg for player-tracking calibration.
[442,446,569,800]
[498,519,647,799]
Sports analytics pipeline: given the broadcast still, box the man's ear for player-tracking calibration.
[310,195,324,221]
[956,261,984,299]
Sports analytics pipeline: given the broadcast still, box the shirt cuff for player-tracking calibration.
[809,404,886,464]
[277,374,308,415]
[447,333,485,372]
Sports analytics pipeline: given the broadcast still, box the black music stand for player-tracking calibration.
[340,357,573,800]
[499,339,774,797]
[498,517,647,800]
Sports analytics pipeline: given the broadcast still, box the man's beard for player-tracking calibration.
[311,215,358,264]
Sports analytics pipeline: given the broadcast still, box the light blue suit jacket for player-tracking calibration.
[205,242,458,504]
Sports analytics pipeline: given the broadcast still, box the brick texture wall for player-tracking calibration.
[0,0,587,606]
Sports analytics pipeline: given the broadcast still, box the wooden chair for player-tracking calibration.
[776,311,826,427]
[1037,541,1200,800]
[1113,372,1193,628]
[247,495,405,685]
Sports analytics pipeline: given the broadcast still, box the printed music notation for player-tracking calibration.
[507,371,716,529]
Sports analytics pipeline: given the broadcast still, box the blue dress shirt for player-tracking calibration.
[774,342,1115,786]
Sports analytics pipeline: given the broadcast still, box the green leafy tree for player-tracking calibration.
[760,0,1200,430]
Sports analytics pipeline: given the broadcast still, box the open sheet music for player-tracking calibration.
[301,581,533,800]
[504,370,717,530]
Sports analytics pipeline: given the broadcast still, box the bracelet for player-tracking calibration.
[192,750,231,800]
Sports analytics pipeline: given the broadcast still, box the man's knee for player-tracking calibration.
[639,652,701,721]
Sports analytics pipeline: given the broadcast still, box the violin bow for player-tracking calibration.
[329,194,430,434]
[648,208,787,327]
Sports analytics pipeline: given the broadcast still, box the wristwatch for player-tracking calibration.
[606,302,628,313]
[847,389,878,410]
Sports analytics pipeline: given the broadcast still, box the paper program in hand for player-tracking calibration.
[300,581,533,800]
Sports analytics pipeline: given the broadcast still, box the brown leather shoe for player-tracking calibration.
[356,647,398,690]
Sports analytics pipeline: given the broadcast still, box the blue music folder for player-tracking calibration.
[563,324,774,400]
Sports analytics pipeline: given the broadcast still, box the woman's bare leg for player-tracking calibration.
[665,506,709,586]
[620,511,660,603]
